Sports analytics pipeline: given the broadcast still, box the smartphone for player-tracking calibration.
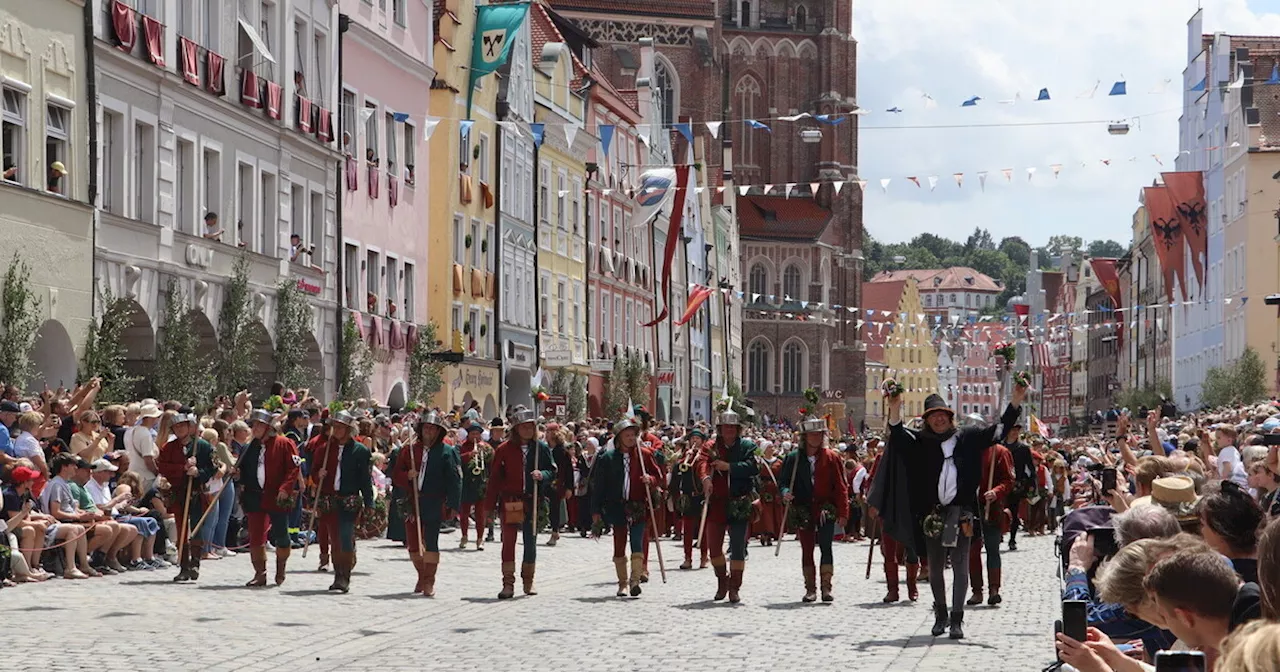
[1088,527,1119,558]
[1154,651,1207,672]
[1062,600,1087,642]
[1100,467,1117,494]
[1262,434,1280,446]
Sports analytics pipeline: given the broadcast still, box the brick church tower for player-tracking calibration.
[553,0,866,428]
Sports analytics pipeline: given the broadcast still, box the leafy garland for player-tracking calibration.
[993,342,1016,362]
[407,320,446,407]
[797,387,821,416]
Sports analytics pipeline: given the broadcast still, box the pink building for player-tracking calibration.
[954,325,1001,421]
[337,0,436,409]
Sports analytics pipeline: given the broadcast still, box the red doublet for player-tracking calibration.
[979,444,1015,522]
[255,434,302,513]
[806,448,852,521]
[316,438,344,496]
[389,443,427,493]
[484,438,528,512]
[617,444,663,502]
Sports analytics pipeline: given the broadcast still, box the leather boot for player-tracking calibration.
[949,609,965,639]
[802,566,818,603]
[245,547,268,587]
[613,557,628,597]
[629,553,645,597]
[906,562,920,602]
[988,567,1003,606]
[820,564,834,602]
[498,561,516,599]
[318,548,330,572]
[882,558,900,603]
[421,551,439,597]
[459,533,469,550]
[274,547,290,586]
[328,551,344,591]
[520,562,538,596]
[410,553,425,594]
[187,541,202,581]
[699,548,709,569]
[338,551,353,593]
[712,558,728,600]
[931,603,948,637]
[967,561,984,605]
[728,560,744,604]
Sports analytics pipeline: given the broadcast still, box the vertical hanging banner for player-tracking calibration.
[467,2,530,117]
[675,285,715,326]
[1161,171,1207,292]
[1089,258,1122,307]
[1143,185,1186,303]
[638,166,690,327]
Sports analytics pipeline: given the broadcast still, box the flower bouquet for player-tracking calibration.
[818,502,838,526]
[727,494,755,523]
[994,342,1016,362]
[532,385,549,402]
[881,378,905,398]
[263,394,285,412]
[1013,370,1032,389]
[624,499,648,525]
[787,503,812,530]
[922,510,945,539]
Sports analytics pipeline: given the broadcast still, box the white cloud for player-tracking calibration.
[854,0,1280,247]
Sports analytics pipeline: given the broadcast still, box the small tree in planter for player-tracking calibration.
[216,254,256,394]
[407,321,446,407]
[80,291,142,403]
[154,281,214,406]
[0,252,42,390]
[338,312,374,400]
[568,372,587,421]
[273,279,314,390]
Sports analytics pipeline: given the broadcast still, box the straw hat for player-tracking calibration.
[1130,475,1200,521]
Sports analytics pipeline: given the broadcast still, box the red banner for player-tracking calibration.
[206,51,226,96]
[641,164,691,327]
[264,82,282,120]
[344,155,358,191]
[675,285,715,326]
[297,97,313,133]
[142,16,165,67]
[111,0,136,53]
[1144,185,1186,302]
[1089,258,1122,308]
[1161,171,1207,293]
[315,108,333,143]
[179,37,199,86]
[240,70,261,108]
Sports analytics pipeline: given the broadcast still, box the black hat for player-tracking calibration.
[921,394,953,420]
[0,400,21,413]
[490,417,506,429]
[287,409,310,421]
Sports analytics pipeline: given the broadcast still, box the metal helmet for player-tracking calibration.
[174,412,198,426]
[510,407,538,426]
[613,417,640,436]
[249,409,273,426]
[715,409,741,427]
[331,410,357,428]
[960,413,985,428]
[418,410,449,432]
[799,417,827,434]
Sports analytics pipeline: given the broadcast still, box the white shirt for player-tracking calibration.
[1217,445,1249,488]
[333,443,345,490]
[808,455,817,487]
[851,465,869,494]
[124,424,158,486]
[85,478,114,512]
[938,434,959,506]
[13,431,41,460]
[622,453,631,499]
[256,443,267,489]
[417,447,429,491]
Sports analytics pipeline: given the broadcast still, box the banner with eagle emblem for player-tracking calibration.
[1142,185,1187,303]
[1161,171,1207,293]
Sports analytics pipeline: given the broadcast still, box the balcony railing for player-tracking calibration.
[722,8,826,33]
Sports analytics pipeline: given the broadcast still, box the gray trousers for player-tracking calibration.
[914,515,973,612]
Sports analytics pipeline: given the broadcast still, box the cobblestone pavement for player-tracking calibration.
[2,529,1063,671]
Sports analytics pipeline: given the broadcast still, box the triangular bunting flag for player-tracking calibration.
[809,182,820,196]
[879,178,891,192]
[706,121,721,138]
[927,175,938,191]
[563,123,578,147]
[953,173,963,187]
[1078,80,1100,98]
[424,117,442,140]
[598,124,615,156]
[1001,168,1012,182]
[530,122,545,147]
[1037,88,1051,101]
[1109,80,1127,96]
[907,176,921,188]
[977,171,987,191]
[1027,167,1037,181]
[1050,164,1062,178]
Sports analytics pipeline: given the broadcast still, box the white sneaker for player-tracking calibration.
[216,547,236,558]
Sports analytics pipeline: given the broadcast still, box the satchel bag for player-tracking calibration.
[503,500,526,525]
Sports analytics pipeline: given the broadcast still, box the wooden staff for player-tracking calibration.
[175,467,195,564]
[530,437,541,536]
[865,516,880,580]
[984,445,998,521]
[190,444,250,538]
[302,436,334,558]
[406,440,426,557]
[775,452,799,557]
[637,441,668,584]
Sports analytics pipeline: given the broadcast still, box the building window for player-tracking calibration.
[364,100,379,163]
[782,264,802,301]
[735,76,761,165]
[556,280,566,333]
[471,218,482,267]
[201,146,221,234]
[572,283,581,339]
[344,243,360,307]
[175,138,195,233]
[258,171,276,255]
[312,31,327,100]
[540,272,551,330]
[485,223,495,272]
[101,110,125,211]
[459,119,471,171]
[747,340,771,393]
[452,215,465,264]
[385,255,399,313]
[385,112,398,175]
[781,342,804,393]
[451,304,463,345]
[653,54,677,128]
[134,121,157,224]
[571,177,582,236]
[259,1,277,81]
[309,191,324,265]
[478,133,489,183]
[44,104,70,194]
[392,0,405,26]
[539,163,549,222]
[403,262,416,322]
[614,296,622,350]
[600,290,611,344]
[341,89,356,154]
[366,249,380,303]
[749,263,768,299]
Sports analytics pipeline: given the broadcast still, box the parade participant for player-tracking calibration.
[391,411,462,597]
[458,422,493,551]
[315,411,374,594]
[869,381,1025,640]
[484,407,556,599]
[302,421,333,570]
[156,411,216,583]
[754,441,783,547]
[779,418,850,602]
[634,405,667,582]
[484,417,507,544]
[966,428,1014,607]
[673,429,710,569]
[236,410,301,587]
[1005,422,1033,551]
[696,408,759,603]
[590,416,663,597]
[867,446,919,603]
[547,424,576,547]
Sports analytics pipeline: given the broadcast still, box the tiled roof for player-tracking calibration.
[550,0,716,19]
[530,3,591,88]
[860,280,906,365]
[1042,271,1064,312]
[870,267,1002,293]
[737,195,832,241]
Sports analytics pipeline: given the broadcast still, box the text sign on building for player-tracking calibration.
[654,369,676,387]
[544,393,567,417]
[185,244,213,269]
[544,349,572,368]
[822,389,845,400]
[296,277,322,295]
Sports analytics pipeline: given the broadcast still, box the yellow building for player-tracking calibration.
[530,7,590,380]
[427,0,501,416]
[862,277,939,426]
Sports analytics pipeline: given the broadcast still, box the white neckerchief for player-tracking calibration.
[938,434,959,505]
[256,439,266,488]
[417,444,429,491]
[623,451,631,499]
[808,453,817,487]
[333,441,345,491]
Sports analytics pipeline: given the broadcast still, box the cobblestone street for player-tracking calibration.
[3,529,1063,671]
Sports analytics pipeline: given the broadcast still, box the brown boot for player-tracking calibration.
[802,565,818,603]
[318,548,330,572]
[613,557,628,597]
[498,561,516,599]
[987,567,1002,606]
[274,547,290,586]
[336,551,352,593]
[906,562,920,602]
[521,562,538,595]
[245,547,268,587]
[629,553,645,597]
[328,551,344,591]
[882,558,900,603]
[410,553,425,594]
[421,551,440,597]
[711,557,728,600]
[967,561,984,605]
[728,560,744,603]
[820,564,834,602]
[699,551,709,569]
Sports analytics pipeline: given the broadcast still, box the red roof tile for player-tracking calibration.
[870,267,1002,293]
[530,4,591,88]
[737,195,832,241]
[551,0,716,19]
[860,280,907,365]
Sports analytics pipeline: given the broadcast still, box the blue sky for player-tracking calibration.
[855,0,1280,247]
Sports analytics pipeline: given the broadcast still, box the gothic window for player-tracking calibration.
[749,262,768,299]
[739,0,752,27]
[653,54,677,128]
[794,5,807,29]
[782,264,802,301]
[782,341,804,393]
[735,76,761,166]
[748,339,772,393]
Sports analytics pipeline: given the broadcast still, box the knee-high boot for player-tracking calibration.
[820,564,834,602]
[882,552,900,603]
[906,562,920,602]
[728,560,745,604]
[521,562,538,596]
[421,551,439,597]
[613,557,628,597]
[498,561,516,599]
[245,547,268,587]
[275,547,290,586]
[802,565,817,603]
[629,552,645,597]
